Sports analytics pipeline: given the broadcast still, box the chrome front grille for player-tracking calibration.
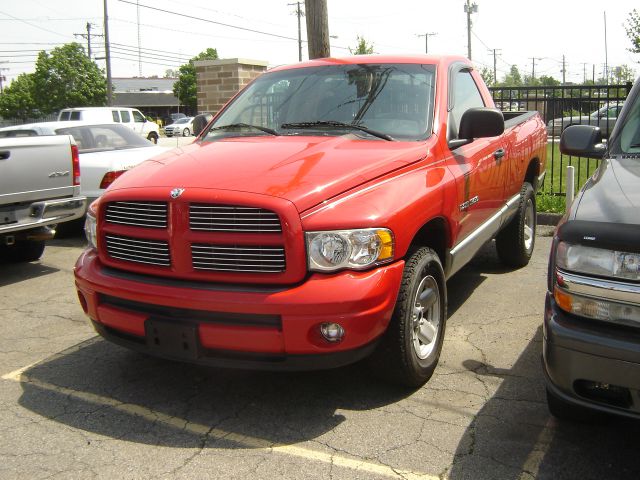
[190,204,282,233]
[105,201,168,228]
[191,244,286,272]
[105,234,170,267]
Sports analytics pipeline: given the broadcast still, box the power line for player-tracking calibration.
[0,10,71,39]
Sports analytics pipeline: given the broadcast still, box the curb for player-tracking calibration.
[537,212,563,226]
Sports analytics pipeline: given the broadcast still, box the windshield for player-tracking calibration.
[203,63,436,141]
[609,93,640,155]
[175,118,191,124]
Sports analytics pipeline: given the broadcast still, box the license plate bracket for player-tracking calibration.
[145,318,200,360]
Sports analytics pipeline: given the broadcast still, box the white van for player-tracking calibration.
[57,107,160,143]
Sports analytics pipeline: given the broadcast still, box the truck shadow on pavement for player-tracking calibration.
[16,337,414,449]
[0,261,59,287]
[447,328,640,480]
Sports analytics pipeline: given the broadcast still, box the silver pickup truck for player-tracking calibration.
[0,135,86,262]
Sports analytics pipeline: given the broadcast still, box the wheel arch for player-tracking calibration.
[407,216,450,269]
[525,157,541,191]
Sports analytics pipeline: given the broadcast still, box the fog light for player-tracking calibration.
[320,323,345,343]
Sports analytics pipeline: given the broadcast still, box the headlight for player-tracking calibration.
[84,209,98,250]
[556,242,640,280]
[306,228,394,272]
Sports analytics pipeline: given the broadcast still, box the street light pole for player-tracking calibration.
[104,0,113,106]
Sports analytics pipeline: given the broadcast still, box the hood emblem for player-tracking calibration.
[170,188,185,199]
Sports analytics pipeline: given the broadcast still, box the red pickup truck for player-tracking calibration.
[75,55,547,386]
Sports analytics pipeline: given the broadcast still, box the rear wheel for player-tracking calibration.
[147,132,158,144]
[496,182,536,268]
[0,239,45,263]
[370,247,447,387]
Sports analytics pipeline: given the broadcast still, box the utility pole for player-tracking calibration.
[464,0,478,60]
[417,32,437,54]
[103,0,113,106]
[488,48,501,85]
[561,55,566,85]
[74,22,103,59]
[530,57,542,81]
[604,11,609,85]
[288,2,304,61]
[581,63,587,83]
[592,64,596,83]
[137,0,142,76]
[304,0,330,59]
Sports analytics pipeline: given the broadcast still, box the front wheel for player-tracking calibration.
[147,132,158,144]
[0,239,45,263]
[496,182,536,268]
[370,247,447,387]
[182,128,191,137]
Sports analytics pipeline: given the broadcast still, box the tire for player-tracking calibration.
[147,132,158,144]
[182,128,190,137]
[3,239,46,263]
[496,182,536,268]
[370,247,447,388]
[546,388,598,423]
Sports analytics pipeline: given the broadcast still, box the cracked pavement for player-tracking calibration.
[1,229,640,479]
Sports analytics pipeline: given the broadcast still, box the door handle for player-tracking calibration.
[493,148,505,161]
[0,150,10,160]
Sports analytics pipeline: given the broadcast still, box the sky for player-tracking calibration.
[1,0,638,86]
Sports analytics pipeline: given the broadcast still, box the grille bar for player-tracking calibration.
[191,244,285,273]
[106,234,170,267]
[105,201,168,228]
[190,204,282,233]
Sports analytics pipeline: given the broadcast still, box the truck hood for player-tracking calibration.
[574,156,640,225]
[107,135,430,211]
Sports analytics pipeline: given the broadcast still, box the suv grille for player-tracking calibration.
[105,234,170,267]
[190,204,281,232]
[191,244,286,272]
[105,201,168,228]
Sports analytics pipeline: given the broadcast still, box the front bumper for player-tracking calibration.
[0,196,87,235]
[543,292,640,418]
[75,249,405,370]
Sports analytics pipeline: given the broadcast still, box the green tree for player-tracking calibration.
[479,67,495,86]
[501,65,523,87]
[612,64,635,83]
[173,48,219,111]
[349,36,374,55]
[0,73,39,120]
[31,42,106,114]
[538,75,560,87]
[625,9,640,55]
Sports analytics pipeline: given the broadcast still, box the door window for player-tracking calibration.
[450,70,485,138]
[112,111,121,122]
[132,110,145,123]
[120,110,131,122]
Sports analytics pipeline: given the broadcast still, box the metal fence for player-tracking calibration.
[489,83,633,195]
[0,113,57,128]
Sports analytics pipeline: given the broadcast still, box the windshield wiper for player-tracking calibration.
[208,123,279,136]
[280,121,394,141]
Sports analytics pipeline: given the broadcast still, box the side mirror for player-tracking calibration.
[560,125,606,159]
[449,108,504,150]
[192,113,213,137]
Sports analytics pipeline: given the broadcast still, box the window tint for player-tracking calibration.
[56,124,150,152]
[70,111,81,120]
[112,111,120,122]
[132,110,145,122]
[59,111,70,121]
[120,110,131,122]
[0,129,38,138]
[451,70,485,137]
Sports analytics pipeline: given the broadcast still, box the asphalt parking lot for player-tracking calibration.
[1,227,640,479]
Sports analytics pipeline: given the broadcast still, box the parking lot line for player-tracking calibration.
[2,362,438,480]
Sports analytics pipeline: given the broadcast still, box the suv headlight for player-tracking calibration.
[554,242,640,325]
[556,242,640,280]
[84,207,98,250]
[306,228,394,272]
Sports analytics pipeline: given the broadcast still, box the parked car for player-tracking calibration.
[543,79,640,421]
[164,116,195,137]
[0,121,167,207]
[546,102,623,137]
[57,107,161,144]
[74,55,547,387]
[0,135,86,262]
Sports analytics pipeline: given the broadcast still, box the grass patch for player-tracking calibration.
[537,191,566,214]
